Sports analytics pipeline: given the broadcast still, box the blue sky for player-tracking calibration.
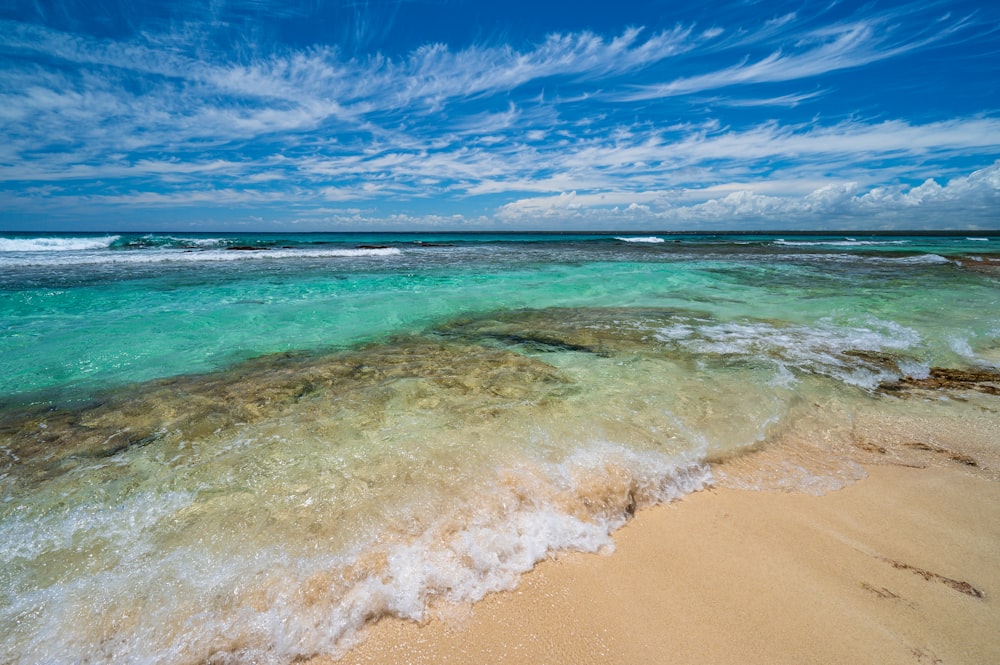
[1,0,998,231]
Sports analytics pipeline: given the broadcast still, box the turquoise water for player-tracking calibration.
[1,232,999,663]
[4,232,997,401]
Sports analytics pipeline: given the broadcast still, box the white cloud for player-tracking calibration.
[704,90,827,107]
[664,118,1000,167]
[620,8,972,100]
[494,162,1000,229]
[0,20,702,195]
[0,3,997,231]
[4,161,996,230]
[497,190,677,219]
[0,21,690,143]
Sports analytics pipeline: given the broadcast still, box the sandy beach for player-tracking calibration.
[335,442,1000,664]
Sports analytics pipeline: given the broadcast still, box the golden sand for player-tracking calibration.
[332,449,1000,664]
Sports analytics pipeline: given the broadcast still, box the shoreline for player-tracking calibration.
[332,458,1000,664]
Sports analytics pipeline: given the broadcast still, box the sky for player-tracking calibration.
[1,0,998,232]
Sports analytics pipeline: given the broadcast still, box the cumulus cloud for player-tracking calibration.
[496,162,1000,229]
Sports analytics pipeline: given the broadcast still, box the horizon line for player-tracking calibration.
[3,229,999,237]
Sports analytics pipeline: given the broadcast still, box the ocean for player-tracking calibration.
[1,231,998,663]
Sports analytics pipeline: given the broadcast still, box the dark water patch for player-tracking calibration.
[433,306,712,357]
[474,333,601,355]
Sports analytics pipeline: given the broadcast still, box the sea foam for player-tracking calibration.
[655,316,926,390]
[0,440,710,665]
[615,236,665,243]
[774,238,909,247]
[0,246,401,267]
[0,236,121,252]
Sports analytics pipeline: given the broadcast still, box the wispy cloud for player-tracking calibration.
[620,8,974,101]
[702,90,827,108]
[0,0,997,230]
[0,20,697,182]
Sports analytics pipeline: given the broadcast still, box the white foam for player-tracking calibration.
[0,489,193,563]
[654,316,926,390]
[140,234,227,247]
[0,443,710,664]
[947,336,977,360]
[0,236,120,252]
[0,246,402,267]
[761,251,956,268]
[891,253,954,265]
[966,237,990,241]
[773,238,909,247]
[615,236,665,243]
[897,358,931,380]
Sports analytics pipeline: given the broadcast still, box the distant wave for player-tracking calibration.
[0,246,401,267]
[763,252,958,267]
[118,235,230,250]
[774,238,908,247]
[615,236,665,244]
[0,235,121,252]
[889,253,954,265]
[966,237,990,242]
[857,252,953,265]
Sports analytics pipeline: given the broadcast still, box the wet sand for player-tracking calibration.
[333,456,1000,664]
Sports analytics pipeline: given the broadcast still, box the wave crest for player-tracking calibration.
[0,236,121,252]
[615,236,665,244]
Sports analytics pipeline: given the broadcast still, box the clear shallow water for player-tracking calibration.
[1,232,999,663]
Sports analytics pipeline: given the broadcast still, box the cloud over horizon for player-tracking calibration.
[1,0,998,231]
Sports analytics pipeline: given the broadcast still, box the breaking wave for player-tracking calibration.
[0,236,121,252]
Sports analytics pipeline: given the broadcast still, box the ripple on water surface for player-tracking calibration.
[1,304,997,664]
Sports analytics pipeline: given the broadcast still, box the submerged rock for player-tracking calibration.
[879,367,1000,396]
[0,337,571,490]
[433,306,711,356]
